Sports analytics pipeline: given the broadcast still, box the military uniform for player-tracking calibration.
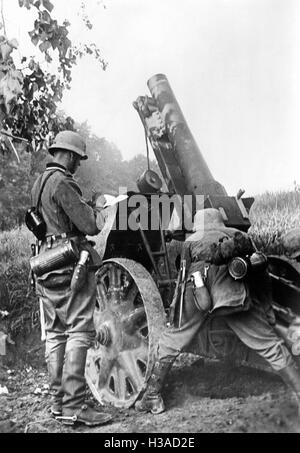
[30,132,111,426]
[158,224,292,371]
[32,162,101,337]
[136,209,300,415]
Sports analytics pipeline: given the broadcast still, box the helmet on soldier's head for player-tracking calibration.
[48,131,88,160]
[281,229,300,259]
[193,208,225,232]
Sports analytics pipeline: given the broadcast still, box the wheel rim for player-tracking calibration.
[85,258,166,408]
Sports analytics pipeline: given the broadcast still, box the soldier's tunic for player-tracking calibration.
[31,162,101,353]
[158,227,293,371]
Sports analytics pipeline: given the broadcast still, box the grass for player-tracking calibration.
[0,226,33,272]
[0,226,37,337]
[249,188,300,254]
[0,188,299,338]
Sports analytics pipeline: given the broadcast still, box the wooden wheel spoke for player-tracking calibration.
[106,366,132,401]
[109,265,122,288]
[117,350,147,391]
[111,368,127,400]
[124,281,139,304]
[96,281,108,311]
[122,307,146,335]
[92,353,114,388]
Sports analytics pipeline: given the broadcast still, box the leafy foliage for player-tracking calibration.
[0,148,34,230]
[0,0,107,157]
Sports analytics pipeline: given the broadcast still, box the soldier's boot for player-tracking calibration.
[60,347,113,426]
[278,362,300,416]
[47,345,65,418]
[135,356,176,415]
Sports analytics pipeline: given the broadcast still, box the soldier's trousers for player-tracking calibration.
[158,283,293,371]
[36,268,97,356]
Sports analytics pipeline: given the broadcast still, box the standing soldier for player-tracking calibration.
[30,131,112,427]
[135,208,300,416]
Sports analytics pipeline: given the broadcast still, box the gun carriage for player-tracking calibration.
[85,74,300,408]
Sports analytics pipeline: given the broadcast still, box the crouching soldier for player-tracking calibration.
[29,131,112,427]
[135,208,300,416]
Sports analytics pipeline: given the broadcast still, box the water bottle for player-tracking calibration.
[191,271,211,312]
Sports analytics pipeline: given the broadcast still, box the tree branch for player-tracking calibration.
[0,130,29,143]
[0,0,7,38]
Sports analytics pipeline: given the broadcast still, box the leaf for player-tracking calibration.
[0,43,13,61]
[24,0,33,10]
[45,52,52,63]
[39,40,51,52]
[41,0,54,12]
[58,37,71,58]
[31,82,39,94]
[28,59,36,70]
[28,31,39,46]
[8,39,19,49]
[49,37,59,49]
[41,9,51,24]
[0,70,24,113]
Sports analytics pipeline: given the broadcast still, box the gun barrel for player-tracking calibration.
[147,74,226,197]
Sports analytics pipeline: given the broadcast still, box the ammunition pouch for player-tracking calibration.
[190,271,212,312]
[25,207,47,241]
[30,240,79,278]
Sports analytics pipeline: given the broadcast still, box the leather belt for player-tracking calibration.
[46,232,69,241]
[39,233,85,246]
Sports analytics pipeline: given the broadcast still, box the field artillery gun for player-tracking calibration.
[85,74,300,409]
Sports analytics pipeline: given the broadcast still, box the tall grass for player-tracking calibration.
[249,188,300,254]
[0,226,37,336]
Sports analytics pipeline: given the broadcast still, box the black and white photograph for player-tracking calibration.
[0,0,299,436]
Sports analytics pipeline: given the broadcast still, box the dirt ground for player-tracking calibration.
[1,350,300,434]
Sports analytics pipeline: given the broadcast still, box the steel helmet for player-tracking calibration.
[192,208,225,232]
[48,131,88,160]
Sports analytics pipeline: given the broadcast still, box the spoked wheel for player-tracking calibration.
[85,258,166,408]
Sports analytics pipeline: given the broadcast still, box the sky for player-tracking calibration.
[3,0,300,195]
